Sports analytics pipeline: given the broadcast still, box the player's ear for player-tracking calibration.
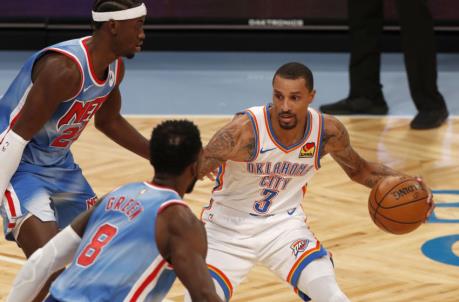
[108,20,119,35]
[307,89,316,103]
[190,161,199,178]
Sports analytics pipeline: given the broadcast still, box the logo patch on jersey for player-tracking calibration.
[260,147,276,154]
[56,98,106,130]
[287,207,297,215]
[86,196,98,209]
[291,239,309,257]
[51,97,108,148]
[299,142,315,158]
[108,70,115,87]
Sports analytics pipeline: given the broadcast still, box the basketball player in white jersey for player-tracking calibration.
[188,62,434,302]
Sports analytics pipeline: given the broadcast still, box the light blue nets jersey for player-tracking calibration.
[51,182,186,302]
[0,36,121,169]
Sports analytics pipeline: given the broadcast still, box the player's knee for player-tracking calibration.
[330,290,350,302]
[297,256,335,288]
[303,275,350,302]
[15,216,59,257]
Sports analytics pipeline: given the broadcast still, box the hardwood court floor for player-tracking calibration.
[1,116,458,302]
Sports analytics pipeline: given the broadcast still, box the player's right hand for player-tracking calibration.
[415,177,435,223]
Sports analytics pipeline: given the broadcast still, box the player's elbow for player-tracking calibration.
[346,162,372,185]
[94,117,107,132]
[344,167,369,187]
[94,116,114,135]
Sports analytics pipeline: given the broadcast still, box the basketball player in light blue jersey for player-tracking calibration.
[0,0,149,300]
[7,120,223,302]
[0,1,149,299]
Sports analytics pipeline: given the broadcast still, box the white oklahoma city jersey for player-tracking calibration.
[210,104,324,216]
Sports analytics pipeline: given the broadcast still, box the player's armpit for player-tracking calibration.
[199,113,256,179]
[156,205,222,302]
[322,115,401,188]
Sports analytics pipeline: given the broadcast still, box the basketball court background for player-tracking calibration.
[0,50,458,301]
[1,0,459,298]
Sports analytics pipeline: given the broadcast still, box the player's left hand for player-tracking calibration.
[415,177,435,222]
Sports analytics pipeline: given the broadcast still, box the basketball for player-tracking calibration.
[368,176,430,234]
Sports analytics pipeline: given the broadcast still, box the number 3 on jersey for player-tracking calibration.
[77,223,118,267]
[253,189,278,214]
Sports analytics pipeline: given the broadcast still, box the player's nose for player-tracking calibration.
[280,99,290,112]
[139,28,145,40]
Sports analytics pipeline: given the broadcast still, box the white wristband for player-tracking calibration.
[0,130,28,199]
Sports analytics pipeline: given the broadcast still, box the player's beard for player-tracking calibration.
[278,113,297,130]
[186,177,198,194]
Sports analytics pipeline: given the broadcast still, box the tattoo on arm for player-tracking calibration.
[325,115,402,188]
[198,127,238,178]
[321,116,348,158]
[245,138,256,160]
[332,144,402,188]
[319,132,331,159]
[363,164,400,188]
[198,114,256,178]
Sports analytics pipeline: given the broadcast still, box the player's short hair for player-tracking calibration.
[92,0,144,29]
[150,120,202,176]
[273,62,314,91]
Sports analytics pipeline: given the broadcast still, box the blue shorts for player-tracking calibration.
[1,162,96,241]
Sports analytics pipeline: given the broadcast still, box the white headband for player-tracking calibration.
[92,3,147,22]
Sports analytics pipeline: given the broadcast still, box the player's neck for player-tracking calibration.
[86,35,117,80]
[151,177,184,197]
[270,116,308,147]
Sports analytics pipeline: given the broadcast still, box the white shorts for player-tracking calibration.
[201,205,328,301]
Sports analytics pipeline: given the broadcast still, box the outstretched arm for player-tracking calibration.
[156,204,222,302]
[198,113,256,178]
[321,115,405,188]
[94,60,149,160]
[6,200,100,302]
[321,115,434,218]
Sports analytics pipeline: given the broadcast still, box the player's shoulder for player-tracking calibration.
[321,114,351,153]
[232,111,251,125]
[322,114,347,136]
[231,105,266,130]
[216,112,253,138]
[33,51,82,84]
[157,199,195,231]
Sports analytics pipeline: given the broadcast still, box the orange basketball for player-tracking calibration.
[368,176,430,234]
